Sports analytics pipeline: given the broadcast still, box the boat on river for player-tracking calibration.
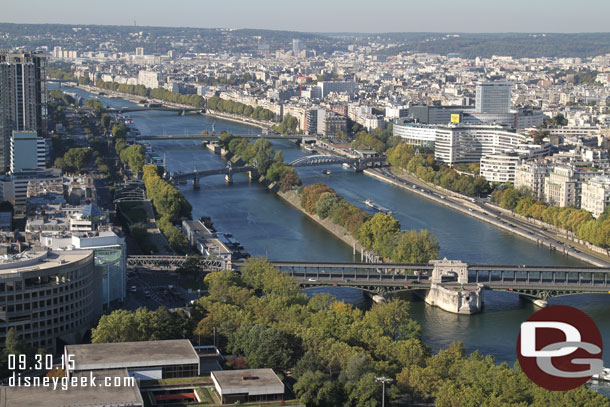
[364,199,392,214]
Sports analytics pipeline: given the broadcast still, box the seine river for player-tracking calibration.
[59,86,610,395]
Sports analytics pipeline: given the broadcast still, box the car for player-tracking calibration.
[144,290,151,298]
[345,279,352,283]
[420,188,425,192]
[130,285,137,293]
[412,185,417,189]
[471,199,476,203]
[308,278,318,282]
[468,208,473,212]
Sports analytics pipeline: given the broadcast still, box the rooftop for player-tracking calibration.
[212,368,284,396]
[66,339,199,372]
[0,249,92,273]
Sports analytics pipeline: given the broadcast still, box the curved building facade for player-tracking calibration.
[0,250,100,352]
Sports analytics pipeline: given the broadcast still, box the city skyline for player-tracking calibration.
[3,0,610,33]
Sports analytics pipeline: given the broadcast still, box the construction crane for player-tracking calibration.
[296,74,312,97]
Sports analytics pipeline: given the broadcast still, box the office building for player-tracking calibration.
[292,39,304,56]
[475,82,511,114]
[0,51,47,172]
[393,121,436,147]
[318,81,357,99]
[137,70,160,89]
[0,249,100,352]
[10,130,46,173]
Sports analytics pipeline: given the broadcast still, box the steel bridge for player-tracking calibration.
[288,155,386,170]
[127,255,227,270]
[168,162,257,187]
[125,256,610,300]
[138,133,316,142]
[107,107,204,114]
[269,260,610,299]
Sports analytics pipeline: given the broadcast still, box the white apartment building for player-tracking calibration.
[581,176,610,218]
[138,70,161,89]
[514,160,549,199]
[480,153,520,183]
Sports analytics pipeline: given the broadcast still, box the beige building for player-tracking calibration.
[544,165,579,207]
[514,160,549,199]
[581,176,610,218]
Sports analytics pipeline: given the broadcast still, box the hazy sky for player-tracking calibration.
[3,0,610,33]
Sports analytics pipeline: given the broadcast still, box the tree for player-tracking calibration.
[112,123,127,138]
[63,147,91,173]
[101,113,111,131]
[228,323,295,370]
[316,192,341,219]
[363,299,421,341]
[294,370,342,407]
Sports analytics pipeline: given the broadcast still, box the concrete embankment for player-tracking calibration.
[364,169,608,267]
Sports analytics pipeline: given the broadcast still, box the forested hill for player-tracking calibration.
[373,33,610,58]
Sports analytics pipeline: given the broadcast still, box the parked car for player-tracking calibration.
[144,290,151,298]
[130,285,137,293]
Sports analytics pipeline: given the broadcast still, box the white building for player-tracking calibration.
[480,153,520,183]
[514,160,549,199]
[393,122,436,147]
[581,176,610,218]
[138,70,160,89]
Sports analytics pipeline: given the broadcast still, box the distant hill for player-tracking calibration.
[372,33,610,58]
[1,23,609,58]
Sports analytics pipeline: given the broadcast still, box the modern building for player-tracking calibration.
[0,249,100,352]
[211,369,285,404]
[408,105,472,125]
[393,121,436,147]
[65,339,200,380]
[475,82,511,114]
[581,175,610,218]
[318,81,357,99]
[10,130,46,173]
[480,152,520,183]
[0,51,47,172]
[292,39,303,56]
[433,125,551,165]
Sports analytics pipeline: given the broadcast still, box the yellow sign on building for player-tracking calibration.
[451,113,461,124]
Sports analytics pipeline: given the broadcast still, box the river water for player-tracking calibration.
[60,86,610,394]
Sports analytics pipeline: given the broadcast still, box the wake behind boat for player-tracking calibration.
[364,199,392,214]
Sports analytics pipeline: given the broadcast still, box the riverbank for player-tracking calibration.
[364,168,610,267]
[277,190,367,257]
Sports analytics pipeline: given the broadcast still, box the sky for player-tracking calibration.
[3,0,610,33]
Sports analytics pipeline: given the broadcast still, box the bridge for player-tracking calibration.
[270,260,610,300]
[168,162,257,187]
[128,256,610,301]
[127,255,227,270]
[138,133,317,142]
[288,154,386,171]
[106,106,204,114]
[47,78,79,86]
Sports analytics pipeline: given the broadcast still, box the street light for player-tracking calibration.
[375,376,393,407]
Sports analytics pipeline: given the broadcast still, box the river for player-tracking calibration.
[58,86,610,395]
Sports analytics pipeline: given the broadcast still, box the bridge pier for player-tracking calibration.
[225,173,233,184]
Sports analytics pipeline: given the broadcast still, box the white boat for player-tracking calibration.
[364,199,392,214]
[591,368,610,382]
[342,163,350,169]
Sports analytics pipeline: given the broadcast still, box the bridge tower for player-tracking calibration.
[193,167,200,189]
[430,258,468,284]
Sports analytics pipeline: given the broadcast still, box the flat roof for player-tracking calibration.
[212,369,284,396]
[66,339,199,372]
[0,250,92,273]
[0,369,143,407]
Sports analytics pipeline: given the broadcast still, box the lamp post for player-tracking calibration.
[375,376,393,407]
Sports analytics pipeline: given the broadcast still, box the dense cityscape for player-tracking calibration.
[1,14,610,407]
